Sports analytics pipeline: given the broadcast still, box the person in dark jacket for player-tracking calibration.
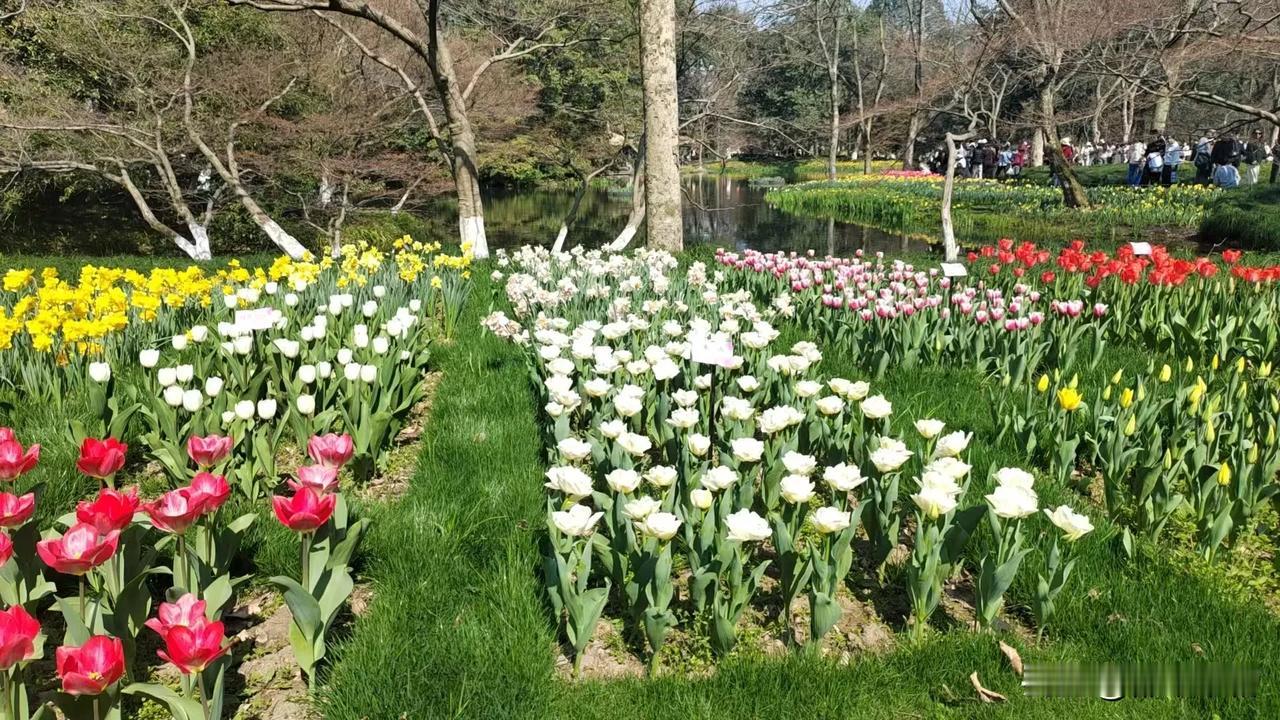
[1211,132,1242,168]
[1271,140,1280,184]
[1242,129,1267,184]
[1143,131,1167,186]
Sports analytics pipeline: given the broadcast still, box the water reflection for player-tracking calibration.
[479,175,938,256]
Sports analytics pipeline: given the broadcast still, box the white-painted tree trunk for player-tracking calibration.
[261,218,308,259]
[184,222,212,260]
[460,215,488,258]
[551,225,569,253]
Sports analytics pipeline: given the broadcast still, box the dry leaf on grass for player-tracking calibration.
[970,672,1007,703]
[999,640,1023,676]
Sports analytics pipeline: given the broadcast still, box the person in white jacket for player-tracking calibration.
[1126,141,1146,186]
[1162,138,1182,186]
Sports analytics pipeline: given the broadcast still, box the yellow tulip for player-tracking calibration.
[1123,415,1136,436]
[1036,374,1050,393]
[1208,355,1216,371]
[1103,386,1112,401]
[1236,356,1246,375]
[1259,362,1272,378]
[1120,388,1134,408]
[1057,387,1083,412]
[1217,463,1231,486]
[1110,369,1123,385]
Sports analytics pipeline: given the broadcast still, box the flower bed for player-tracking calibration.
[484,246,1093,675]
[0,239,469,718]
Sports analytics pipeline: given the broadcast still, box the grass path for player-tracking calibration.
[322,270,1280,719]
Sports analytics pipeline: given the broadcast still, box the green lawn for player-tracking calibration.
[319,266,1280,719]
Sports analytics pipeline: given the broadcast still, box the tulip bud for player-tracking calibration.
[176,364,194,383]
[1268,423,1276,447]
[1163,449,1173,470]
[360,364,378,383]
[139,349,160,368]
[1236,357,1246,375]
[1159,364,1172,382]
[172,334,189,351]
[1205,420,1216,444]
[343,363,361,382]
[1217,463,1231,486]
[1124,414,1136,436]
[163,385,184,407]
[1248,443,1259,464]
[1069,373,1079,389]
[205,376,224,397]
[298,365,317,384]
[362,300,378,318]
[1102,385,1112,401]
[158,367,178,387]
[1120,388,1134,408]
[372,337,390,355]
[318,361,333,379]
[1137,381,1147,402]
[234,400,255,420]
[88,362,111,384]
[337,348,353,365]
[189,325,209,342]
[690,488,713,510]
[257,399,277,420]
[296,394,316,416]
[1258,362,1272,378]
[285,293,299,307]
[1110,369,1123,385]
[221,410,235,425]
[1036,374,1050,393]
[182,389,203,413]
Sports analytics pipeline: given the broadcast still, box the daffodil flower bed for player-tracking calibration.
[484,246,1093,675]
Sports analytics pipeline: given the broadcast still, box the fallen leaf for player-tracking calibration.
[970,671,1007,703]
[1191,643,1204,657]
[999,641,1024,676]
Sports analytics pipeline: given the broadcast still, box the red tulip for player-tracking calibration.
[0,430,39,481]
[188,472,230,514]
[307,433,354,468]
[75,487,139,533]
[145,593,208,637]
[0,532,11,567]
[272,487,336,533]
[142,488,203,535]
[157,621,228,674]
[290,465,339,495]
[187,435,232,468]
[0,492,35,529]
[0,605,40,670]
[77,438,126,481]
[55,635,125,695]
[36,523,119,576]
[1223,249,1243,265]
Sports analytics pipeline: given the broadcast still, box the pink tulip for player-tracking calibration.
[0,492,34,529]
[187,435,232,468]
[307,433,354,468]
[36,523,119,576]
[56,636,125,695]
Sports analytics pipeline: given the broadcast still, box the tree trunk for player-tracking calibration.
[862,123,873,174]
[611,148,647,251]
[826,24,840,181]
[904,112,922,169]
[428,0,489,259]
[1039,85,1090,209]
[1032,129,1045,166]
[639,0,682,252]
[941,132,969,261]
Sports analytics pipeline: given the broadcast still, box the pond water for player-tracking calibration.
[479,174,939,256]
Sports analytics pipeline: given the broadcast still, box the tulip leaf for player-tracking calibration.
[123,683,204,720]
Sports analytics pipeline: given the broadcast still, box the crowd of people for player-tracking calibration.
[927,129,1278,189]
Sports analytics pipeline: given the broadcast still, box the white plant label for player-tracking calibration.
[235,308,281,332]
[689,334,735,367]
[941,262,968,277]
[1129,241,1153,256]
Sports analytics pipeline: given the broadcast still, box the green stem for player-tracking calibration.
[301,532,313,592]
[198,671,211,720]
[177,535,188,594]
[79,576,87,627]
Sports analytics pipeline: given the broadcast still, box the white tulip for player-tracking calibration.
[933,431,972,458]
[317,361,333,379]
[605,468,642,494]
[409,299,422,312]
[172,334,189,351]
[354,333,370,350]
[257,399,278,420]
[651,358,680,381]
[221,410,236,425]
[343,363,362,381]
[812,506,852,534]
[360,364,378,383]
[795,380,822,398]
[869,446,913,473]
[815,395,845,415]
[88,362,111,384]
[666,408,699,429]
[614,395,643,418]
[285,293,299,307]
[823,463,865,492]
[914,419,946,439]
[690,488,714,510]
[722,397,755,421]
[584,378,611,398]
[731,437,764,463]
[300,327,316,343]
[673,389,698,408]
[557,437,593,462]
[1044,505,1094,541]
[623,496,661,521]
[204,376,224,397]
[222,294,239,309]
[724,509,772,542]
[337,348,354,365]
[699,466,739,492]
[551,504,603,537]
[644,465,678,488]
[234,400,255,420]
[362,300,378,318]
[273,339,300,358]
[233,336,253,355]
[758,405,804,434]
[189,325,208,342]
[637,511,681,540]
[912,487,958,519]
[297,365,317,384]
[986,484,1039,519]
[157,367,178,387]
[163,385,184,407]
[139,349,160,368]
[779,474,815,504]
[918,470,961,497]
[688,433,710,457]
[372,337,390,355]
[782,451,817,476]
[737,376,760,393]
[694,374,712,390]
[182,389,203,413]
[545,466,593,499]
[373,285,386,298]
[296,394,316,416]
[861,395,893,419]
[617,433,652,456]
[994,467,1035,489]
[925,457,971,480]
[175,364,194,383]
[599,419,626,439]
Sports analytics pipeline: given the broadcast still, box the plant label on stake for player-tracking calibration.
[1129,242,1153,256]
[235,307,283,332]
[689,333,735,367]
[941,263,968,278]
